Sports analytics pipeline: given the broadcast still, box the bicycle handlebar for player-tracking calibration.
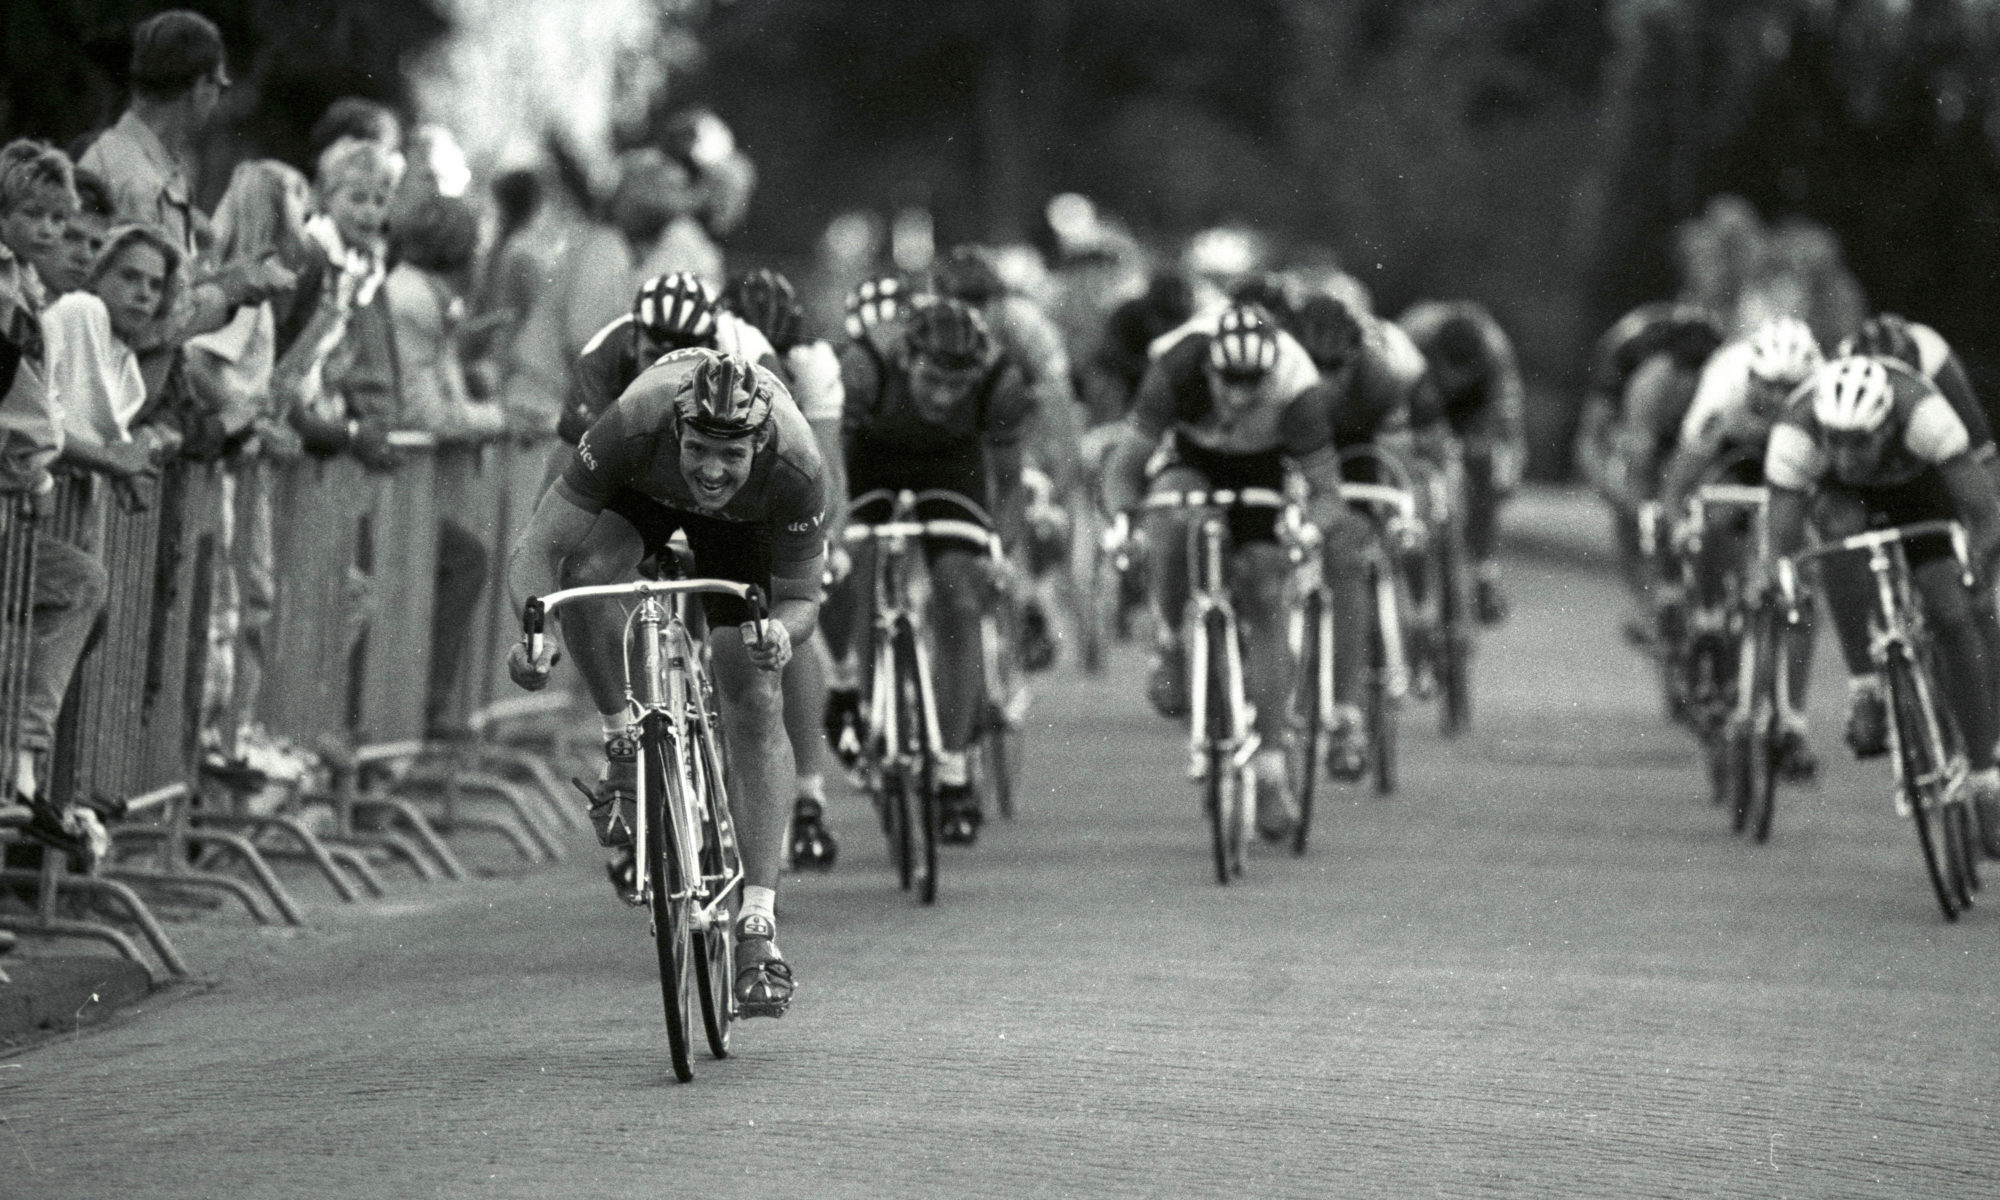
[1141,487,1289,512]
[522,578,769,660]
[844,488,1003,558]
[1337,482,1419,523]
[1775,519,1970,613]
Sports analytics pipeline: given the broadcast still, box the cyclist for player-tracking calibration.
[1763,356,2000,852]
[1103,303,1345,837]
[507,348,826,1019]
[1292,290,1449,777]
[1573,302,1726,639]
[838,295,1035,844]
[1077,270,1196,427]
[723,267,846,870]
[554,270,777,447]
[1397,299,1526,624]
[932,245,1081,671]
[1838,313,1998,480]
[1658,316,1824,777]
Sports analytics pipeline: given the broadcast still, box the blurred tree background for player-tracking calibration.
[6,0,2000,477]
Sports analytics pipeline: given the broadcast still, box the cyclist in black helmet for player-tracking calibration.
[508,348,829,1019]
[834,294,1037,844]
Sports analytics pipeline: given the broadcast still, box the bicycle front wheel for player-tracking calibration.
[1884,653,1964,920]
[643,724,698,1080]
[893,622,939,905]
[1290,589,1328,855]
[1739,615,1781,844]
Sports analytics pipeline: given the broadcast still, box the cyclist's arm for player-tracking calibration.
[1939,452,2000,583]
[1656,431,1720,513]
[1100,353,1177,517]
[507,480,601,617]
[1765,485,1811,562]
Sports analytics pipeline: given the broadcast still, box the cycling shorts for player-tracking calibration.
[1147,432,1285,546]
[601,491,773,625]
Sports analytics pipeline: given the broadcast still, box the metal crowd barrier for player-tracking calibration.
[0,433,582,982]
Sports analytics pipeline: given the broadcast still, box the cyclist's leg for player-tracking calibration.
[706,625,798,1012]
[1913,556,1998,772]
[926,544,985,797]
[1231,538,1299,836]
[1461,442,1507,623]
[1307,499,1373,778]
[554,507,650,848]
[781,634,838,867]
[1141,464,1205,717]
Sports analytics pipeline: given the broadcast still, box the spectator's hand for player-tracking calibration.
[740,619,792,672]
[291,405,353,455]
[464,358,500,401]
[112,472,158,513]
[28,471,56,519]
[253,417,304,461]
[506,639,560,691]
[350,421,403,472]
[138,425,184,465]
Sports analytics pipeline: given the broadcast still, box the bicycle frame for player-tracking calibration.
[523,578,761,930]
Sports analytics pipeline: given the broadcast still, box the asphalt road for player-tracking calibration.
[4,539,1999,1199]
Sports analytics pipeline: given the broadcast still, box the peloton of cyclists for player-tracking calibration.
[508,348,827,1019]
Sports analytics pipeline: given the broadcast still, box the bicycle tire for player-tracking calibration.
[1203,612,1244,884]
[1367,573,1397,796]
[1885,653,1962,921]
[893,622,939,905]
[688,700,737,1060]
[642,721,698,1080]
[1741,611,1781,844]
[1439,630,1472,737]
[1291,589,1327,856]
[982,607,1023,822]
[885,766,915,892]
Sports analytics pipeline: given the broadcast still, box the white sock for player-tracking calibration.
[602,713,632,738]
[741,885,776,933]
[796,773,824,803]
[12,753,35,801]
[934,750,968,788]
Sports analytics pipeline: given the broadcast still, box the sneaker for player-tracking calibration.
[1326,704,1370,783]
[823,687,865,771]
[1252,748,1297,842]
[733,914,794,1018]
[1147,638,1189,719]
[937,780,982,845]
[1020,600,1057,673]
[1775,713,1818,784]
[788,796,838,870]
[1845,676,1889,759]
[575,733,637,848]
[1475,577,1509,626]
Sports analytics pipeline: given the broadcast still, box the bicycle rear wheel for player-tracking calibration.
[1885,654,1963,921]
[1290,589,1328,855]
[642,722,698,1080]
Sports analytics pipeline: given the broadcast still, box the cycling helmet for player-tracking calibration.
[1292,293,1363,373]
[1840,312,1921,370]
[906,296,991,370]
[1745,316,1822,387]
[723,268,803,353]
[674,352,774,440]
[844,275,909,340]
[932,245,1005,304]
[1812,355,1894,433]
[634,271,718,344]
[1207,304,1280,381]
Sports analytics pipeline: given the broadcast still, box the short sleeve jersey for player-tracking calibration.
[1678,339,1787,454]
[558,311,778,444]
[1397,300,1524,439]
[1765,361,1972,493]
[840,332,1035,454]
[1127,329,1329,459]
[561,349,828,566]
[1299,315,1440,451]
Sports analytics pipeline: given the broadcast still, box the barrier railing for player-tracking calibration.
[1,432,584,983]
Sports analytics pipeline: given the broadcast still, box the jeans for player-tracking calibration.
[21,534,109,756]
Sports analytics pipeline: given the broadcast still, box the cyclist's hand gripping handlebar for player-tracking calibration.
[510,598,561,691]
[738,585,790,672]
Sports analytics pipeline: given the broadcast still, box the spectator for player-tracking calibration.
[466,167,545,387]
[307,96,402,161]
[0,140,73,314]
[610,147,721,285]
[182,160,313,763]
[384,194,504,736]
[79,11,289,348]
[280,136,403,468]
[44,169,115,297]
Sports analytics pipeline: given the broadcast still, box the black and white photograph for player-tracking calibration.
[3,1,1999,1196]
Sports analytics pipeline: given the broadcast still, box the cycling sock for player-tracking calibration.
[601,713,632,739]
[741,886,776,932]
[796,772,825,803]
[934,750,968,788]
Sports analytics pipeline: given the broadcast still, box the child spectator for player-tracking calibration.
[42,224,185,465]
[44,169,115,297]
[0,140,74,317]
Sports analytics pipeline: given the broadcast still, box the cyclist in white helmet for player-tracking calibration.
[1764,355,2000,854]
[1658,316,1826,777]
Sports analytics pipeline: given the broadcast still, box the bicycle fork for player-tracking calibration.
[1187,519,1260,783]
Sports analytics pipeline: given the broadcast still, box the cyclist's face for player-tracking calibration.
[1826,426,1891,478]
[678,426,758,511]
[1206,365,1266,414]
[1748,375,1798,419]
[909,355,981,415]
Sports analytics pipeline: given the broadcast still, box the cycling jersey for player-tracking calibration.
[781,340,844,425]
[840,331,1033,454]
[1860,320,1995,451]
[1296,314,1441,453]
[1127,326,1322,457]
[1589,302,1724,410]
[1766,365,1973,494]
[557,310,777,444]
[560,348,827,569]
[1397,300,1524,445]
[1677,338,1790,455]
